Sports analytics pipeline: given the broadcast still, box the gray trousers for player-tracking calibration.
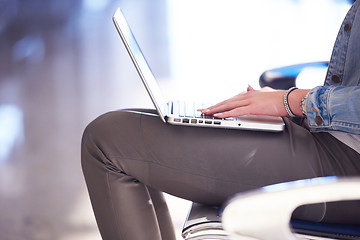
[81,109,360,240]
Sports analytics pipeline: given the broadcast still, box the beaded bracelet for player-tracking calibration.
[300,92,310,117]
[284,87,298,117]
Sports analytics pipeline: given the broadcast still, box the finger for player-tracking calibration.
[199,92,248,113]
[247,84,255,91]
[214,106,252,118]
[198,100,230,113]
[206,99,250,115]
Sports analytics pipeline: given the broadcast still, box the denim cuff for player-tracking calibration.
[306,86,333,131]
[306,86,360,134]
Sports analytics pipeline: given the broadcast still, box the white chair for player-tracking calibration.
[182,177,360,240]
[222,177,360,240]
[182,62,360,240]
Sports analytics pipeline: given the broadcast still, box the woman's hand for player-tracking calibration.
[199,86,310,118]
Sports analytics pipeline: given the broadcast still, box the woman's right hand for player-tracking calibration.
[198,86,309,118]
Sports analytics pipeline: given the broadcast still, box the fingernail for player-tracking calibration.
[201,109,210,113]
[214,113,221,117]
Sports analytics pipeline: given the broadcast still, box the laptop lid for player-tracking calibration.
[113,8,167,123]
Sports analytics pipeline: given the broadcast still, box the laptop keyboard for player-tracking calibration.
[170,101,233,120]
[171,101,203,118]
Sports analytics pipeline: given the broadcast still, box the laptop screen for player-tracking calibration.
[113,9,167,121]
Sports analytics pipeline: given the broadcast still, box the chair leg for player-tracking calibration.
[182,203,230,240]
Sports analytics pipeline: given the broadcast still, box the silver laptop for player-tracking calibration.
[112,8,285,132]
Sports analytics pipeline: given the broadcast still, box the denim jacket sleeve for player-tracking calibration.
[306,86,360,134]
[305,1,360,134]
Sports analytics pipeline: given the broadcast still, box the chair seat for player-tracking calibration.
[291,219,360,240]
[182,203,360,240]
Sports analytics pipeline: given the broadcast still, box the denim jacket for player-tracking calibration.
[306,0,360,134]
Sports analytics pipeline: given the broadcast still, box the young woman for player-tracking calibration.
[81,2,360,239]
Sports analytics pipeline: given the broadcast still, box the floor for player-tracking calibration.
[0,0,351,239]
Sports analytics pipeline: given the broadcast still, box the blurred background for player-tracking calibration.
[0,0,354,239]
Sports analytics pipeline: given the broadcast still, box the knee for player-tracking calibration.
[82,111,117,147]
[81,111,127,176]
[81,111,124,162]
[81,110,141,164]
[81,110,143,176]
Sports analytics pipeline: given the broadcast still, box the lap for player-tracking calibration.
[85,109,360,204]
[83,108,360,224]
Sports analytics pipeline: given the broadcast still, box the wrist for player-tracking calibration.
[288,89,311,116]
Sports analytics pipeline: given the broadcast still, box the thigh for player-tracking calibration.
[88,109,357,205]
